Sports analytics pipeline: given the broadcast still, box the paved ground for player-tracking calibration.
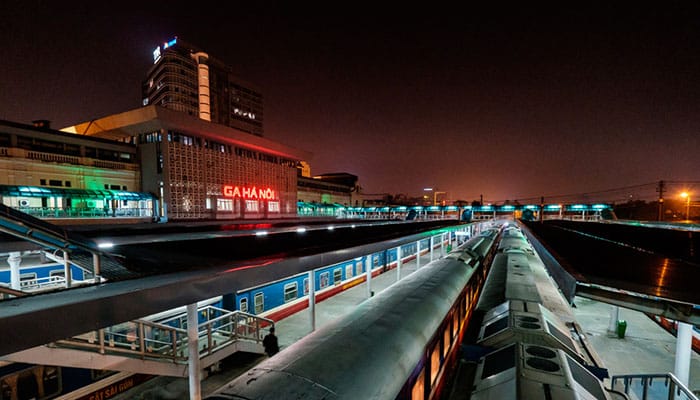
[572,295,700,396]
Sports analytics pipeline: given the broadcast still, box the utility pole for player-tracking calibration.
[539,196,544,222]
[657,180,665,221]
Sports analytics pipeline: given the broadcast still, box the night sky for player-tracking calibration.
[2,2,700,203]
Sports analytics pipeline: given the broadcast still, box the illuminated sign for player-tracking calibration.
[152,38,177,64]
[152,46,161,63]
[223,185,277,200]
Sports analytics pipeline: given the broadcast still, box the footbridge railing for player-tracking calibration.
[611,373,698,400]
[52,305,274,364]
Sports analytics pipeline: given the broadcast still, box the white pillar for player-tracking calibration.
[8,252,21,290]
[308,270,316,331]
[608,305,619,333]
[396,246,402,282]
[430,236,434,262]
[416,240,421,269]
[674,322,693,388]
[441,233,446,257]
[63,251,72,289]
[187,303,202,400]
[93,253,102,283]
[365,256,372,298]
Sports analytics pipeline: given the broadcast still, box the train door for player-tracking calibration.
[319,272,330,289]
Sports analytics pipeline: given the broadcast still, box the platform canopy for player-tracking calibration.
[0,185,155,200]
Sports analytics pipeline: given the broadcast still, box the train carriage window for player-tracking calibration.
[443,326,451,357]
[319,272,330,289]
[453,312,459,337]
[355,261,362,275]
[345,264,353,279]
[430,345,440,384]
[303,278,309,295]
[284,282,298,302]
[411,367,425,400]
[253,293,264,314]
[333,268,342,284]
[239,298,248,313]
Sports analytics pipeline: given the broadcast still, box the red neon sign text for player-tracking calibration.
[223,185,277,200]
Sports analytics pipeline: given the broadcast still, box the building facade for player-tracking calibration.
[65,106,310,221]
[0,120,153,222]
[143,37,264,137]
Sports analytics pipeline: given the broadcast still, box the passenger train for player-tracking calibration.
[204,223,502,400]
[453,222,617,400]
[0,231,465,399]
[205,221,619,400]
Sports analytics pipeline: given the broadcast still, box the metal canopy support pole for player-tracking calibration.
[63,251,72,289]
[187,303,202,400]
[365,256,372,298]
[674,322,693,387]
[92,253,101,283]
[308,269,316,331]
[8,252,21,290]
[608,305,619,334]
[396,246,402,282]
[416,240,421,269]
[430,236,434,262]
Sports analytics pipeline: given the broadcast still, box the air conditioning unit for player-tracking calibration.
[470,343,611,400]
[19,199,30,207]
[477,301,586,364]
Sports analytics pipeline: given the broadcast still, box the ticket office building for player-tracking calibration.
[65,106,310,221]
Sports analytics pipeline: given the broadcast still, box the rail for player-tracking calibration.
[53,305,273,363]
[611,373,698,400]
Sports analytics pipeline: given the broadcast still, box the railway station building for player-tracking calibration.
[64,105,310,221]
[0,119,155,223]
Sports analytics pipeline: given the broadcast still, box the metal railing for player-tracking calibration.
[53,305,274,363]
[17,206,153,219]
[611,373,699,400]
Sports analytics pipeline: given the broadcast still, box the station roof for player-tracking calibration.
[61,105,312,161]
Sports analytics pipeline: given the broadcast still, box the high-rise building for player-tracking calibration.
[142,37,264,137]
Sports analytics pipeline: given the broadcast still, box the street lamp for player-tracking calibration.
[680,192,691,220]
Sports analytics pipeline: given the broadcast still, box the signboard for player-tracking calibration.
[223,185,277,200]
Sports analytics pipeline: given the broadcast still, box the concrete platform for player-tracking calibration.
[572,295,700,394]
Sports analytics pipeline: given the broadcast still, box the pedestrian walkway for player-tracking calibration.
[112,245,431,399]
[571,296,700,394]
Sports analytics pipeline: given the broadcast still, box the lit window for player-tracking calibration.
[443,326,451,357]
[411,367,425,400]
[268,201,280,212]
[239,298,248,313]
[430,345,440,384]
[217,199,233,211]
[246,200,258,212]
[345,264,353,279]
